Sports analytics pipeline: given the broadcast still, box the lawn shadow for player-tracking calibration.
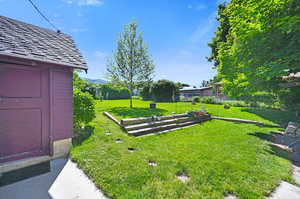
[249,131,300,166]
[108,107,168,118]
[243,108,297,126]
[72,125,95,146]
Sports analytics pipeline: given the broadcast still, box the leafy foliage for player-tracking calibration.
[107,21,155,108]
[73,72,98,99]
[140,84,152,100]
[192,96,201,103]
[208,0,300,112]
[99,83,131,100]
[199,96,218,104]
[140,80,181,102]
[73,89,95,131]
[73,72,96,131]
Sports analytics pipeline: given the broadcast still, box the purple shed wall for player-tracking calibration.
[0,55,74,163]
[51,68,73,141]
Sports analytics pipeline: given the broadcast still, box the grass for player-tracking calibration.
[71,99,295,199]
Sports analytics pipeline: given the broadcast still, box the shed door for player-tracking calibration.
[0,64,50,163]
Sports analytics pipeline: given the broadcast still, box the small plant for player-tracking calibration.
[199,96,218,104]
[192,96,200,103]
[132,96,142,100]
[224,104,231,109]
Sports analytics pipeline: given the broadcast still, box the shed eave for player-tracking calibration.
[0,51,87,70]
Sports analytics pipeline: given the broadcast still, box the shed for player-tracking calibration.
[0,16,87,171]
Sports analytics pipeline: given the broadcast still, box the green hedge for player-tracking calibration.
[73,89,95,131]
[99,84,131,100]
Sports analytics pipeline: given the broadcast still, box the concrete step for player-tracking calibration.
[127,120,199,136]
[124,117,194,131]
[121,113,187,126]
[125,118,178,131]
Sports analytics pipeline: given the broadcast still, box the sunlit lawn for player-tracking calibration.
[71,100,294,199]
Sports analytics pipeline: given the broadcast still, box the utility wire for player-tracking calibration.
[27,0,60,32]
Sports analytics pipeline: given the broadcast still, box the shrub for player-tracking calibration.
[100,84,131,100]
[73,89,96,131]
[222,100,247,107]
[151,80,180,102]
[199,96,218,104]
[140,85,152,100]
[132,96,142,100]
[192,96,201,103]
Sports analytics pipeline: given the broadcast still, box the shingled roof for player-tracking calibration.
[0,15,87,69]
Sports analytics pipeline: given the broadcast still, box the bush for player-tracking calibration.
[199,96,219,104]
[132,96,142,100]
[222,100,247,107]
[192,96,201,103]
[100,84,131,100]
[73,89,96,131]
[151,80,180,102]
[140,85,152,100]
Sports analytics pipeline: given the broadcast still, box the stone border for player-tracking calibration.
[211,116,280,127]
[103,112,122,126]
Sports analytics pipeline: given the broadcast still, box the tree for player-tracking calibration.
[208,0,300,110]
[151,80,179,102]
[207,2,230,67]
[107,21,155,108]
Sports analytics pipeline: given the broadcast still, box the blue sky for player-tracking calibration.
[0,0,223,86]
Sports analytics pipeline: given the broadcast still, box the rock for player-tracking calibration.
[296,128,300,136]
[285,122,299,135]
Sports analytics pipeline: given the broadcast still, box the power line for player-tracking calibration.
[27,0,60,32]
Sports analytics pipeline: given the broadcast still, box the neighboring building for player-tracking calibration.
[0,16,87,172]
[280,72,300,88]
[180,82,228,100]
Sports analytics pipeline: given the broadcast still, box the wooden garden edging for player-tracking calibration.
[103,112,122,126]
[211,116,280,127]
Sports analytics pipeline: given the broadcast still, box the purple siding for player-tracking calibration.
[0,64,50,162]
[51,69,73,141]
[0,55,74,163]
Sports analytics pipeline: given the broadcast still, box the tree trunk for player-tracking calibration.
[130,88,133,108]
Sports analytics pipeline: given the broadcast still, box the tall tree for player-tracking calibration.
[207,2,230,68]
[107,21,155,108]
[208,0,300,110]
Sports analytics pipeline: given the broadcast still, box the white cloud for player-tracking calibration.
[62,0,104,6]
[78,0,104,6]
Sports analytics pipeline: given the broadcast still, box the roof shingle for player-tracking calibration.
[0,15,87,69]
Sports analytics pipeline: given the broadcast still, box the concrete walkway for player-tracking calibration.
[0,158,108,199]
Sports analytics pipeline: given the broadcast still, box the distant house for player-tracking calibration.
[280,72,300,88]
[180,82,228,100]
[0,16,87,172]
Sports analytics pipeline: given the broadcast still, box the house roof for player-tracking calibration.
[180,86,212,91]
[0,16,87,69]
[282,72,300,80]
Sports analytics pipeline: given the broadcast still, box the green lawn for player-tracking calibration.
[71,99,295,199]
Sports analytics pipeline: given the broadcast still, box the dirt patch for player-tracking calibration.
[128,147,136,152]
[115,138,123,143]
[176,171,190,183]
[148,160,157,167]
